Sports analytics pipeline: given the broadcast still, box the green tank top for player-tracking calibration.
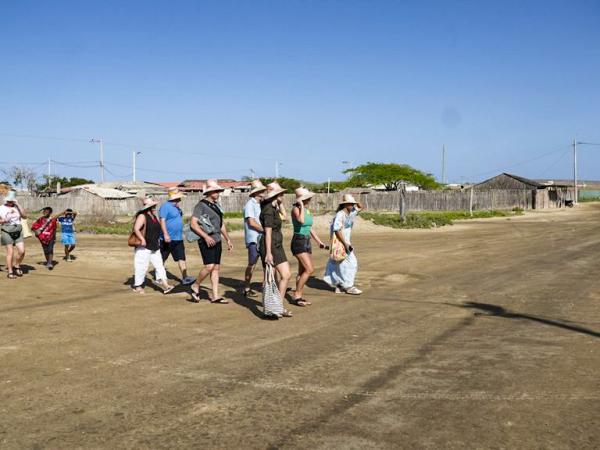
[292,208,313,236]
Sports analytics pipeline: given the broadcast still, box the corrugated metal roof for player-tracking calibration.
[75,185,136,199]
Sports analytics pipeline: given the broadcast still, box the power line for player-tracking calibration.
[463,146,570,180]
[538,149,570,178]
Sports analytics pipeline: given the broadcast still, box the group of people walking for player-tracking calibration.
[131,179,363,317]
[0,190,78,277]
[2,180,363,319]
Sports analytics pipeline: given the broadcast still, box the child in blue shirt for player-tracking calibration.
[58,209,78,261]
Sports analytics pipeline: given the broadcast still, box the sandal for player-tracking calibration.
[209,297,229,304]
[190,284,201,303]
[243,288,257,298]
[280,309,293,318]
[132,287,146,295]
[162,285,175,295]
[291,298,309,307]
[7,273,17,279]
[14,267,23,277]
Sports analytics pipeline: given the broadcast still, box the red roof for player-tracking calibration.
[154,182,180,189]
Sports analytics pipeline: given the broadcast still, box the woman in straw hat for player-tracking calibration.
[242,179,267,297]
[290,187,328,306]
[0,191,28,279]
[259,181,293,317]
[132,198,174,295]
[323,194,363,295]
[159,188,195,286]
[189,180,233,304]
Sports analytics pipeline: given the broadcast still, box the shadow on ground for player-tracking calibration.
[453,301,600,338]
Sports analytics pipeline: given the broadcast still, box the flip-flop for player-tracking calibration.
[7,273,17,279]
[190,285,201,303]
[209,297,229,304]
[14,267,23,277]
[291,298,309,307]
[162,285,175,294]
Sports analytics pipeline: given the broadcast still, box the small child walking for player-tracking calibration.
[58,209,78,261]
[31,207,58,270]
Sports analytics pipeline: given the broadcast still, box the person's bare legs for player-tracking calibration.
[244,263,257,291]
[177,259,188,279]
[294,252,314,302]
[14,242,25,271]
[275,261,291,301]
[210,264,221,300]
[5,245,14,274]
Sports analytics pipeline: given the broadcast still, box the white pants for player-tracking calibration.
[134,247,167,287]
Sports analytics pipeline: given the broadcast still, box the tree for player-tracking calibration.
[344,162,441,190]
[37,175,95,191]
[259,177,302,192]
[1,166,39,192]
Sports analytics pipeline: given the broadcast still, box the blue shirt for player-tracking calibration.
[243,198,262,246]
[58,216,75,234]
[159,201,184,241]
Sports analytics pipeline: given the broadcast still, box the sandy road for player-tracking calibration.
[1,205,599,449]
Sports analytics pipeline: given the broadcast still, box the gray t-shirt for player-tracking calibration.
[192,200,223,243]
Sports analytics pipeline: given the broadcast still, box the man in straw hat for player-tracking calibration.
[189,180,233,304]
[242,179,267,297]
[159,187,195,285]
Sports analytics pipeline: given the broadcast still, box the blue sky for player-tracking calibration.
[1,0,599,184]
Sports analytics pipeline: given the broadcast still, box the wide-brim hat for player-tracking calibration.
[4,191,17,203]
[167,187,185,201]
[264,181,287,201]
[203,179,225,196]
[249,179,267,196]
[339,194,358,206]
[137,197,159,213]
[295,187,315,202]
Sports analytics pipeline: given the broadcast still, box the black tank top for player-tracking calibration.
[143,212,161,251]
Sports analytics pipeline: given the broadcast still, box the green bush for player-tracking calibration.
[362,209,522,230]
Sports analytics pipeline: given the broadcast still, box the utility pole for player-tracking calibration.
[132,151,141,182]
[442,145,446,184]
[47,158,52,189]
[573,139,578,204]
[250,168,256,180]
[90,138,104,183]
[275,161,282,178]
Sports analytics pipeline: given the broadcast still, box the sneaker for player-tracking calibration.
[345,286,362,295]
[46,262,54,271]
[181,276,196,286]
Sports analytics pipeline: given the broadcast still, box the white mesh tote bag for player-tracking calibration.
[262,264,285,318]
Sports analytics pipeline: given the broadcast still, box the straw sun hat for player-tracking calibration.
[203,179,225,196]
[339,194,358,206]
[295,187,315,202]
[137,197,159,213]
[249,179,267,196]
[167,187,184,201]
[4,191,17,203]
[264,181,287,201]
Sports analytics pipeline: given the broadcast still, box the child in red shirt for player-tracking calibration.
[31,207,58,270]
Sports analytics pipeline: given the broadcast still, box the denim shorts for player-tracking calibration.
[291,234,312,256]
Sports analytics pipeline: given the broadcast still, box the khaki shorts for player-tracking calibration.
[1,224,24,246]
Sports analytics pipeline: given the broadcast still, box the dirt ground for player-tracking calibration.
[1,205,599,449]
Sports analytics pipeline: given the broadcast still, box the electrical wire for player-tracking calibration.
[463,146,571,180]
[537,149,570,178]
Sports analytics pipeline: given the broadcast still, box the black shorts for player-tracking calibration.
[247,242,260,265]
[291,234,312,256]
[198,240,222,265]
[41,240,55,255]
[161,240,186,262]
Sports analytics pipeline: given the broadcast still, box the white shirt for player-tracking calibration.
[0,204,22,225]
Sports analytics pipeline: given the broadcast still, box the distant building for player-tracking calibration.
[474,173,574,208]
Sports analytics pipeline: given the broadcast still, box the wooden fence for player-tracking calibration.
[11,189,534,216]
